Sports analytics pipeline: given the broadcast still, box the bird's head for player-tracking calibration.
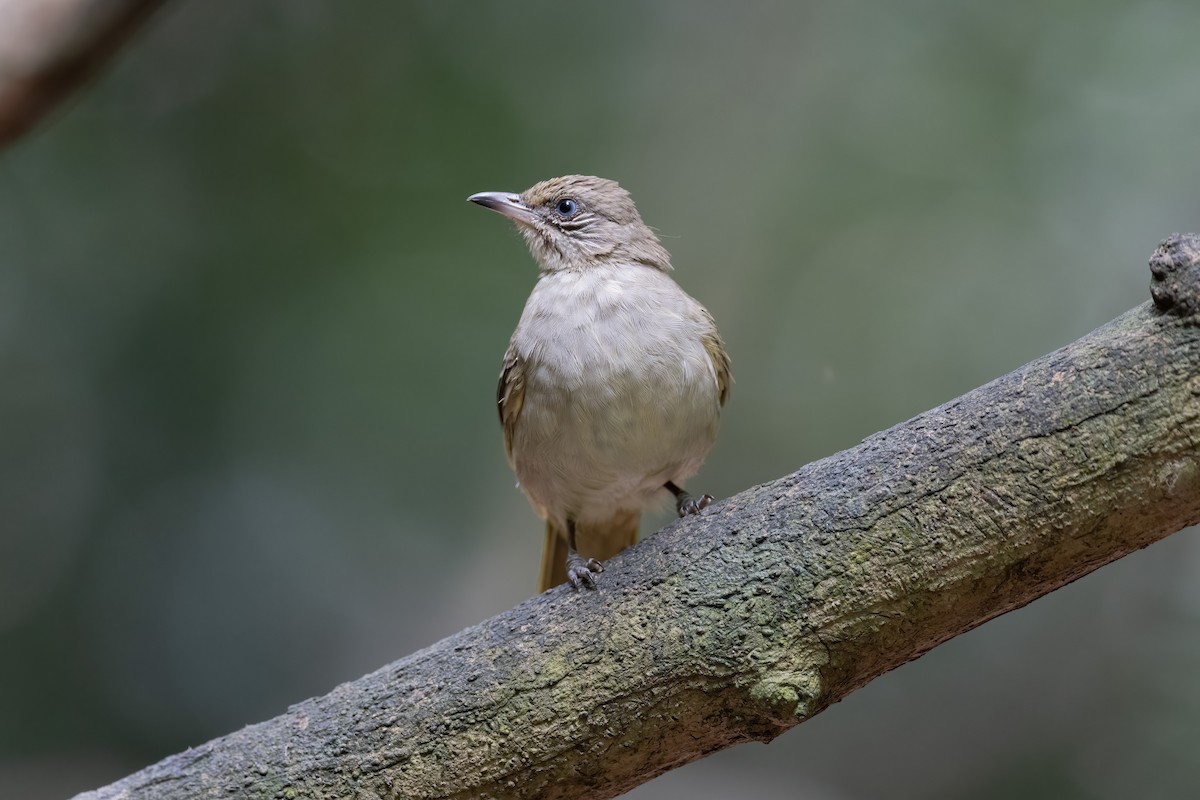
[468,175,672,272]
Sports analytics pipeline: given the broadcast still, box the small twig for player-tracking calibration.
[0,0,167,148]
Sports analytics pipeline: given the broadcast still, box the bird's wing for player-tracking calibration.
[700,312,731,407]
[496,343,526,465]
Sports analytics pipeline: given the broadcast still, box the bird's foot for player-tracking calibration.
[566,552,603,590]
[665,480,712,517]
[676,492,713,517]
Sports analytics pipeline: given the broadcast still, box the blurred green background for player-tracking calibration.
[2,2,1199,798]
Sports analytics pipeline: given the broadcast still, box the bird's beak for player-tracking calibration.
[467,191,538,226]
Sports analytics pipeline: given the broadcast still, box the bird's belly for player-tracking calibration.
[511,338,719,524]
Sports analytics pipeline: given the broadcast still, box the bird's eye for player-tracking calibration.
[555,198,578,217]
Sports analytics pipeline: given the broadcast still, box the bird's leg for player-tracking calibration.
[565,517,603,590]
[665,480,713,517]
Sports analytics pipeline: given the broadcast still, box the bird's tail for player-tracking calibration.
[539,510,640,592]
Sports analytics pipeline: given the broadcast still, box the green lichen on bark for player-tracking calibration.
[77,236,1200,800]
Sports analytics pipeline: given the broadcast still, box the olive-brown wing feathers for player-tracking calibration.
[701,318,731,407]
[496,345,526,465]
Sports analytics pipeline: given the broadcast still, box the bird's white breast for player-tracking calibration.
[509,264,721,524]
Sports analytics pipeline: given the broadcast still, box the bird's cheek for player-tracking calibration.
[580,238,615,260]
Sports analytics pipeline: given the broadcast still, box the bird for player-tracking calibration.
[468,175,730,591]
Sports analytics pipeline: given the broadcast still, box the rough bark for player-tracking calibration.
[0,0,166,148]
[76,235,1200,800]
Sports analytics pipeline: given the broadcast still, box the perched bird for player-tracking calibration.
[468,176,730,591]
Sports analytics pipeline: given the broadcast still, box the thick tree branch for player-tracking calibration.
[76,235,1200,799]
[0,0,166,148]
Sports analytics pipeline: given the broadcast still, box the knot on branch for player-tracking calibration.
[748,667,823,727]
[1149,233,1200,321]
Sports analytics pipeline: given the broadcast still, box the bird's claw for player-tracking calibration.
[566,554,603,590]
[677,492,713,517]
